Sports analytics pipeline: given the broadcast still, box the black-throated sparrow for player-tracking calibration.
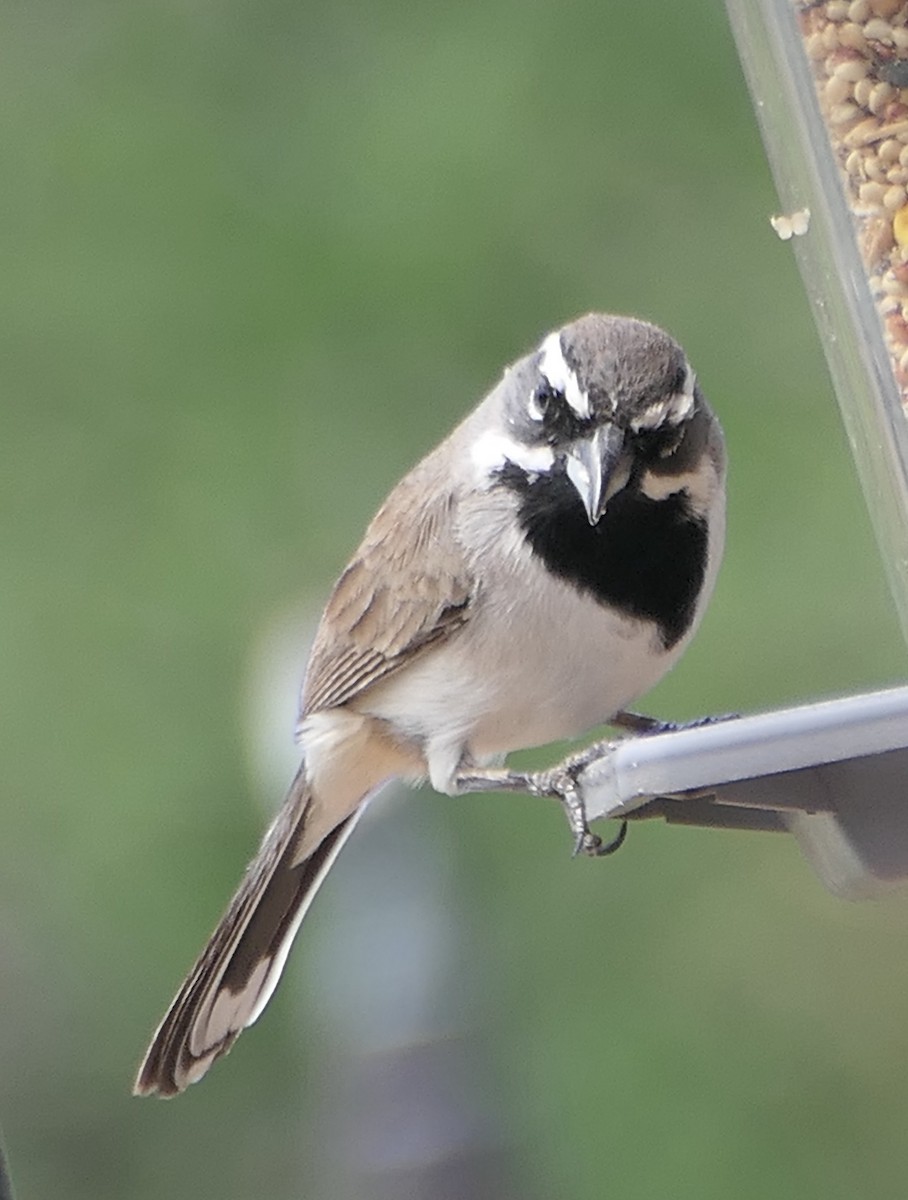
[135,313,726,1096]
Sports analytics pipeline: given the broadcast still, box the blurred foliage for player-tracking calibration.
[2,1,908,1198]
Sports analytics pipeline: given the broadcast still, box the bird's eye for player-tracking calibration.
[527,380,562,422]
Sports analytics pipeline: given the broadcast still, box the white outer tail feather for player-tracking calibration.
[134,770,371,1097]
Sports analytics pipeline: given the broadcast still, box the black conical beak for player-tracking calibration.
[565,425,625,525]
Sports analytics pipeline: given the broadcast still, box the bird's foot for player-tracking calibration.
[450,712,738,855]
[611,710,739,737]
[451,765,537,796]
[453,757,627,859]
[534,756,627,858]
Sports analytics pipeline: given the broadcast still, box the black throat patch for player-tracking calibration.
[498,464,709,650]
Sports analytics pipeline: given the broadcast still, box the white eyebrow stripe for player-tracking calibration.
[669,386,695,422]
[682,362,696,397]
[526,391,546,421]
[538,332,591,418]
[630,401,669,432]
[629,394,693,433]
[630,362,697,432]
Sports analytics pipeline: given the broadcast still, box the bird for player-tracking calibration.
[134,312,726,1096]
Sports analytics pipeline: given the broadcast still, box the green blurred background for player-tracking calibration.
[3,1,908,1197]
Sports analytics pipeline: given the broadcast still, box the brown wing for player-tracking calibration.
[301,462,475,716]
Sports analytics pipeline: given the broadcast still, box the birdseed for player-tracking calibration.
[797,0,908,408]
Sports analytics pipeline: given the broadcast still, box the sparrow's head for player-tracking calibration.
[479,313,715,524]
[467,313,724,648]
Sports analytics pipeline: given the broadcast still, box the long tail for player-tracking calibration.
[134,766,364,1097]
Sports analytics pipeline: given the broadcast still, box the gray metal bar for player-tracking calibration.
[580,686,908,822]
[578,687,908,897]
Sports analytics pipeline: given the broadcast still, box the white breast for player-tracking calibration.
[358,475,724,795]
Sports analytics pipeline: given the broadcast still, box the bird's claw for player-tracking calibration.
[452,749,629,860]
[571,819,628,858]
[537,759,627,860]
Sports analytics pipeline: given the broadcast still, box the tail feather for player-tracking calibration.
[134,768,363,1097]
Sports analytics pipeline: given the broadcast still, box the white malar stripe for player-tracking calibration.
[470,428,555,481]
[639,462,717,515]
[538,332,591,418]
